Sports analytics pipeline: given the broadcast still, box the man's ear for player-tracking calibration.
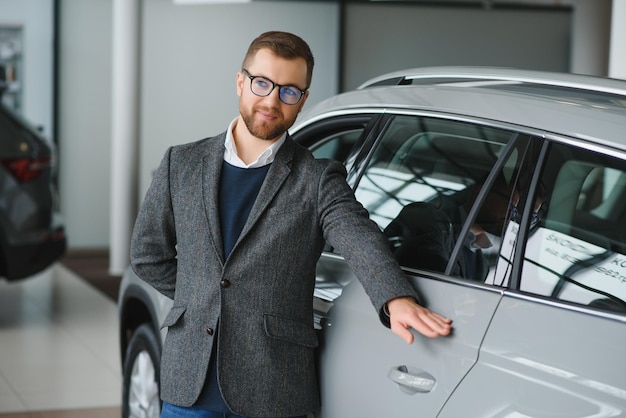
[236,72,244,97]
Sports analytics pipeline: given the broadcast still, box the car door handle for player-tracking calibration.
[388,365,436,394]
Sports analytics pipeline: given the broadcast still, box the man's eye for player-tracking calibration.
[255,79,271,89]
[282,87,299,97]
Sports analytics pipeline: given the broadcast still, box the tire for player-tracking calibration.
[122,323,162,418]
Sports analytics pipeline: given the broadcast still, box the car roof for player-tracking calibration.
[295,67,626,151]
[357,66,626,95]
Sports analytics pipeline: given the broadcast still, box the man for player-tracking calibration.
[131,31,451,418]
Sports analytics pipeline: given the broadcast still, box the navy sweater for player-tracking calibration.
[194,160,271,412]
[219,161,271,258]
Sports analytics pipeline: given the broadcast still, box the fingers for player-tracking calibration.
[397,314,450,340]
[421,311,453,335]
[387,298,453,343]
[391,322,415,344]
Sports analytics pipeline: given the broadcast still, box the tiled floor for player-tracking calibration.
[0,263,121,416]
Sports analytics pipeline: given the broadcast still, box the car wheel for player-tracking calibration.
[122,323,161,418]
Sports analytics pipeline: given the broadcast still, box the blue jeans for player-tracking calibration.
[161,402,244,418]
[160,402,306,418]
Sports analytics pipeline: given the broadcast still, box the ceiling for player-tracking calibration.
[174,0,575,5]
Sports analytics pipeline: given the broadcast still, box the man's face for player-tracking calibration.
[237,48,309,142]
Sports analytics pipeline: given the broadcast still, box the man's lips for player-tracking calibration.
[257,107,280,120]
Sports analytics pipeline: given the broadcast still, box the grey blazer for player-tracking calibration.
[130,133,418,417]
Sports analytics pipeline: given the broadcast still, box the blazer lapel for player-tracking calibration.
[202,134,227,264]
[236,137,295,245]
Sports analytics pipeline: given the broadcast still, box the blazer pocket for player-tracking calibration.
[160,305,187,330]
[264,314,318,348]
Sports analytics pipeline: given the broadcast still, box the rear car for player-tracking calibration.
[0,84,66,280]
[118,67,626,417]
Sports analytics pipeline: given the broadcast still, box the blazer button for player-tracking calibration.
[206,328,214,336]
[220,279,231,288]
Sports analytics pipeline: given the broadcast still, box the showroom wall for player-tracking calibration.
[55,0,601,253]
[58,0,113,249]
[138,0,341,199]
[58,0,340,248]
[342,3,572,91]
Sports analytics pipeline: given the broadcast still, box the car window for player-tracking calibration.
[352,114,523,276]
[461,134,542,283]
[515,142,626,314]
[310,129,363,162]
[292,114,373,164]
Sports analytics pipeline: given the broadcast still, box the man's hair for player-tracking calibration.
[242,31,315,89]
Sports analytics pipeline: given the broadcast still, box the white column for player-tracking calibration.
[571,0,612,76]
[609,0,626,80]
[110,0,141,275]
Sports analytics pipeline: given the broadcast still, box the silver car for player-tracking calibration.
[118,67,626,417]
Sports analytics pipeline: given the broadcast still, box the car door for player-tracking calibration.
[440,139,626,416]
[300,113,540,417]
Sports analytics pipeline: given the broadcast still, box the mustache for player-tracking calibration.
[254,105,281,118]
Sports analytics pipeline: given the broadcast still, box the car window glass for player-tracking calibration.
[449,135,539,283]
[518,143,626,314]
[293,114,373,164]
[352,114,516,276]
[310,129,363,162]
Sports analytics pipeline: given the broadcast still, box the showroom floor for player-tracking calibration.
[0,262,121,417]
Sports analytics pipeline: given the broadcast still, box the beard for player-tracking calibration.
[240,103,296,141]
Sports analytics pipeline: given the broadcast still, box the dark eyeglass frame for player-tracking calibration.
[241,69,307,105]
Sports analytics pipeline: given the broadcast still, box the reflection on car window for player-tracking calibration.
[517,143,626,314]
[353,115,517,277]
[446,135,539,282]
[459,171,520,281]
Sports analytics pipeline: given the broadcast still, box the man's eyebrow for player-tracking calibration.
[246,69,306,90]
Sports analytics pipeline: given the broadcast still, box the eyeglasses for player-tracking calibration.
[241,69,306,105]
[510,205,540,226]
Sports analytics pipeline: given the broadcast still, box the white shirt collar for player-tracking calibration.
[224,118,286,168]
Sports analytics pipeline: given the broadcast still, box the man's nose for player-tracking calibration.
[263,87,282,105]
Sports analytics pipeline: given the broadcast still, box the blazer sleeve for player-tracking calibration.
[130,147,178,299]
[316,159,420,322]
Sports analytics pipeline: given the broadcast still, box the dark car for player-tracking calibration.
[0,83,66,280]
[118,67,626,417]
